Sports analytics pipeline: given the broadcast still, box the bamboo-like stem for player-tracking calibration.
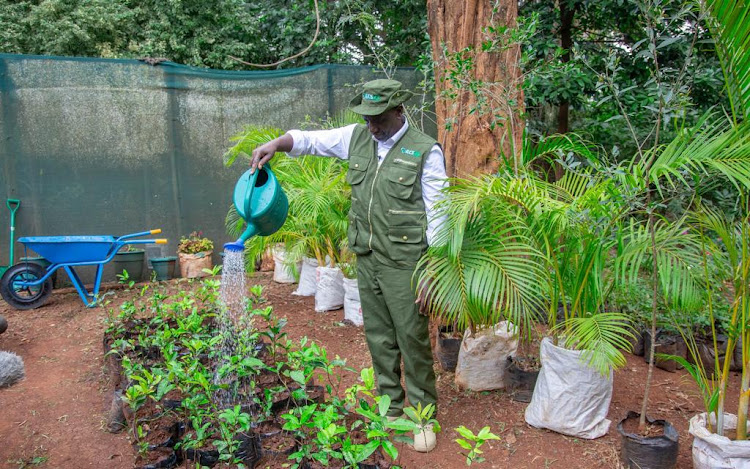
[736,198,749,439]
[699,223,718,434]
[718,297,742,435]
[639,209,658,430]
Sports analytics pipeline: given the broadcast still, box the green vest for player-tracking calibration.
[346,124,438,268]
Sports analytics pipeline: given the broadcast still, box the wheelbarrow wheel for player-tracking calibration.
[0,263,53,310]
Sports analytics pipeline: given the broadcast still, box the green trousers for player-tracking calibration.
[356,253,437,416]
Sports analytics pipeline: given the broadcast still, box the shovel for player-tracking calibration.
[0,199,20,277]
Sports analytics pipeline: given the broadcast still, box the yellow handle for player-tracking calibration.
[155,239,168,244]
[150,229,162,234]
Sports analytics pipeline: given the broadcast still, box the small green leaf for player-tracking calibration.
[456,439,473,450]
[382,440,398,460]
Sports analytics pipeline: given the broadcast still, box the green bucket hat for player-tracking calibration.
[349,79,414,116]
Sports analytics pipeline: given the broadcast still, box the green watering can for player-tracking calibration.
[224,165,289,252]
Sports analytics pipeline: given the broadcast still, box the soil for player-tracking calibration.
[306,458,345,469]
[134,447,176,468]
[253,455,294,469]
[260,431,296,454]
[255,420,282,437]
[621,416,667,438]
[1,272,746,468]
[509,355,541,372]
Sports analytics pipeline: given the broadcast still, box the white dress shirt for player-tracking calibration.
[286,121,447,245]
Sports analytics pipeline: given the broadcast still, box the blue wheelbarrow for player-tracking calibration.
[0,229,167,309]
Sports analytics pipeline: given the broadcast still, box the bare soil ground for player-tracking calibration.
[0,272,741,468]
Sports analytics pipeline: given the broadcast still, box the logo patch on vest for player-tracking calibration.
[400,147,421,158]
[363,93,381,102]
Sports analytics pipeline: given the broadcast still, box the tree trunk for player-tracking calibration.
[557,0,575,136]
[427,0,524,177]
[555,0,577,180]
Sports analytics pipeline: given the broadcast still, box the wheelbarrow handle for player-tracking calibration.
[123,239,168,245]
[117,229,163,241]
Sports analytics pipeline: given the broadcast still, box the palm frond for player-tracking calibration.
[615,218,705,312]
[520,132,600,168]
[705,0,750,121]
[223,126,285,167]
[418,198,548,334]
[556,312,636,375]
[648,114,750,191]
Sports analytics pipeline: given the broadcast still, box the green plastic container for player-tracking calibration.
[150,256,177,281]
[114,249,145,281]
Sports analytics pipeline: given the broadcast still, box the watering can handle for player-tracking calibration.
[243,168,261,218]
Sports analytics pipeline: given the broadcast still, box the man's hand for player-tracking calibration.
[250,141,278,174]
[415,277,436,317]
[250,133,294,174]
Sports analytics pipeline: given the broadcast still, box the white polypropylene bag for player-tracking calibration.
[293,257,318,296]
[314,266,345,312]
[272,248,299,284]
[343,278,362,326]
[455,322,518,391]
[525,337,613,439]
[690,413,750,469]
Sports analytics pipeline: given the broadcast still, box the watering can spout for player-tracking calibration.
[223,224,259,252]
[225,165,288,252]
[223,241,245,252]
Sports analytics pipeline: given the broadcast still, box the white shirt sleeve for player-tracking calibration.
[422,144,448,246]
[286,124,358,160]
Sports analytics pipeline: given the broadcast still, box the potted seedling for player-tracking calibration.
[177,231,214,279]
[416,134,610,394]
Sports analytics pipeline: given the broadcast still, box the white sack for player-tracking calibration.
[272,248,299,284]
[690,413,750,469]
[314,266,345,313]
[455,322,518,391]
[293,257,318,296]
[525,337,612,439]
[343,278,363,326]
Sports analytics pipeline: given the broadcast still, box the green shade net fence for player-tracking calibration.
[0,54,432,284]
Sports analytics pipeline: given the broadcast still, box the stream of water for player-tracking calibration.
[214,248,250,408]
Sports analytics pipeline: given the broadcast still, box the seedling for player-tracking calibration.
[455,425,500,465]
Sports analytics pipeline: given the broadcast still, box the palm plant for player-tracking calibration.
[417,133,638,374]
[677,202,750,439]
[535,171,638,375]
[590,0,750,434]
[417,173,549,337]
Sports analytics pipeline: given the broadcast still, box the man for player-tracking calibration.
[250,79,446,452]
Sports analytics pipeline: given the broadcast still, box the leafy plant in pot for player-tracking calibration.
[416,172,550,392]
[177,231,214,279]
[521,168,636,440]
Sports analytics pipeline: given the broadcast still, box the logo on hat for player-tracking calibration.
[400,147,421,158]
[363,93,381,102]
